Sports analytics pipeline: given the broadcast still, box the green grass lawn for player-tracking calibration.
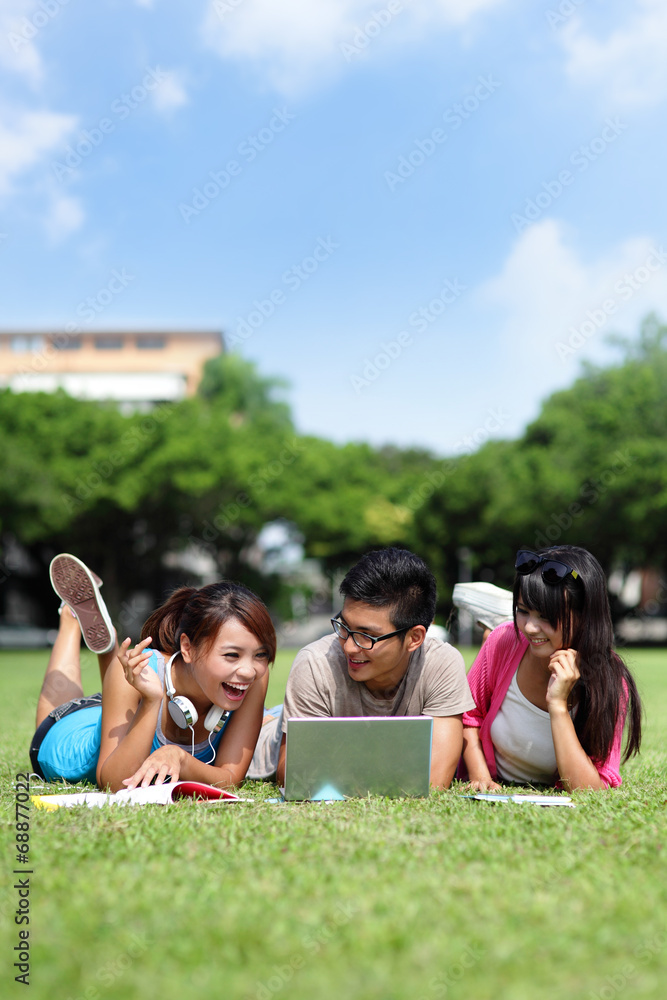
[1,645,666,1000]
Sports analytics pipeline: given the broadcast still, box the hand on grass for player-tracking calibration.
[118,636,162,703]
[122,745,186,789]
[468,778,503,792]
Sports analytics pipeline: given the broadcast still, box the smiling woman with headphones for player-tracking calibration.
[30,554,275,793]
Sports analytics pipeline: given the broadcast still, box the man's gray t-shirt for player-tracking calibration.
[247,633,474,779]
[283,632,474,724]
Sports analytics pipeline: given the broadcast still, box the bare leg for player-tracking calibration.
[36,608,84,728]
[96,630,119,686]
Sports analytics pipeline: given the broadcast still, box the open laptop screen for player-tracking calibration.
[284,716,433,801]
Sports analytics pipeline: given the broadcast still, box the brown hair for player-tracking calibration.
[141,581,276,663]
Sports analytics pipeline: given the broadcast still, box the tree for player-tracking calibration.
[520,314,667,568]
[197,352,292,430]
[4,318,666,627]
[412,314,667,614]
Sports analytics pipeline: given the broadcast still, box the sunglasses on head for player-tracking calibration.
[514,549,579,584]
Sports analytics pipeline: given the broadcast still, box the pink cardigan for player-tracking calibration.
[458,622,625,788]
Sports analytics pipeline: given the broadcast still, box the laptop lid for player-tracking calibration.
[283,716,433,801]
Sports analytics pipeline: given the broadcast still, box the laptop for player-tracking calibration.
[283,716,433,801]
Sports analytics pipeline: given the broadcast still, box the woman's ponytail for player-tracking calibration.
[140,587,198,654]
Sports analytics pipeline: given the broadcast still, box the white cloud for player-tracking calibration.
[478,219,667,378]
[202,0,358,94]
[150,70,189,113]
[43,190,85,244]
[201,0,507,95]
[0,1,44,85]
[0,105,79,195]
[420,0,511,27]
[560,0,667,108]
[0,105,84,243]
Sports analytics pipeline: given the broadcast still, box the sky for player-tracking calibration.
[1,0,667,458]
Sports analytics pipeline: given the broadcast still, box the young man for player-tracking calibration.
[249,547,474,789]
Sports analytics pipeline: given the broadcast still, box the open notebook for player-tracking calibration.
[31,780,246,810]
[283,716,433,801]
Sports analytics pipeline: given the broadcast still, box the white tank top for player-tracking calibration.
[490,671,574,785]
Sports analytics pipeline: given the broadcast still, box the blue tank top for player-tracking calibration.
[147,649,230,759]
[36,650,231,783]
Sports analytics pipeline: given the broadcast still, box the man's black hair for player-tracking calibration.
[339,547,437,630]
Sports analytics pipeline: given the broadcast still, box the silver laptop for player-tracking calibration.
[283,716,433,801]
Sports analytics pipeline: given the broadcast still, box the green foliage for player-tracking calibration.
[198,351,292,430]
[413,314,667,606]
[0,390,130,539]
[1,317,667,624]
[281,439,437,570]
[519,314,667,567]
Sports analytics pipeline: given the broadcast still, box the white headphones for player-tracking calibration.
[164,652,230,733]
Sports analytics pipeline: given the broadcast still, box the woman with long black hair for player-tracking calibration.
[461,546,642,791]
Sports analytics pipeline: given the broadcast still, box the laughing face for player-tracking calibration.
[180,618,271,711]
[335,599,424,695]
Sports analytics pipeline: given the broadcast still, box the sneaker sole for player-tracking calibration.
[49,555,114,654]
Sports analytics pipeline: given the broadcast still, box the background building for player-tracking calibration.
[0,330,224,410]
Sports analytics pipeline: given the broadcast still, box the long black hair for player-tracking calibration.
[513,544,642,764]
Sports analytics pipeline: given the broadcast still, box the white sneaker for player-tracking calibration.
[49,554,115,654]
[452,582,514,632]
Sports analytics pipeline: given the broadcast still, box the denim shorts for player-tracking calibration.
[30,693,103,782]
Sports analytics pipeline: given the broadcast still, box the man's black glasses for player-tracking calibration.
[331,617,412,650]
[515,550,579,584]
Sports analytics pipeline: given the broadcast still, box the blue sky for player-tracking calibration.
[2,0,666,457]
